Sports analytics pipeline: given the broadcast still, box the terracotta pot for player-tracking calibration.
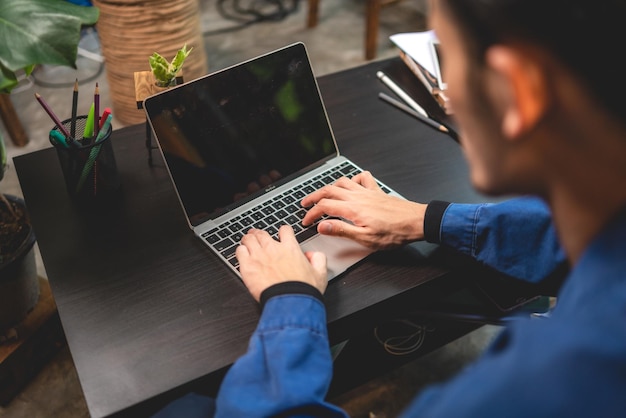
[0,194,38,331]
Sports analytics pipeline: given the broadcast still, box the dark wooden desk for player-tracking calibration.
[14,58,487,417]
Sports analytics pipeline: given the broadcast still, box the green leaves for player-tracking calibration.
[149,53,170,86]
[149,44,192,87]
[0,0,99,93]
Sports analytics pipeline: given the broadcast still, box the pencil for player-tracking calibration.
[378,92,449,134]
[70,78,79,138]
[35,92,72,139]
[93,82,100,136]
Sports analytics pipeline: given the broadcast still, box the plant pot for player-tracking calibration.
[92,0,208,126]
[0,194,39,332]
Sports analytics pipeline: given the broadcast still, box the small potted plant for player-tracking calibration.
[0,0,99,334]
[149,44,193,87]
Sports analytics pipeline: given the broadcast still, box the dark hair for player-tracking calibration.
[439,0,626,122]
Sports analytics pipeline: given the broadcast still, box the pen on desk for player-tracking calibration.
[407,310,525,326]
[70,78,79,138]
[376,70,429,118]
[378,92,449,134]
[35,92,72,139]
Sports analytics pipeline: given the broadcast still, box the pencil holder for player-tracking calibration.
[49,115,120,202]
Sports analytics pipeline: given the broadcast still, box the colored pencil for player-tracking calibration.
[378,92,449,133]
[35,92,72,139]
[93,82,100,136]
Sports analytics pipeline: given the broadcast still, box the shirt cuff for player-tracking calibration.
[260,281,324,310]
[424,200,451,243]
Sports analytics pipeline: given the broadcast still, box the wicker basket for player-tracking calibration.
[92,0,208,126]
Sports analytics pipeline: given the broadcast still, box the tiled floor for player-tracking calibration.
[0,1,500,417]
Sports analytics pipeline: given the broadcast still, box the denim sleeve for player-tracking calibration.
[215,294,348,418]
[428,196,566,283]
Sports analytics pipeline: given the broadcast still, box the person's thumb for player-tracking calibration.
[319,220,351,238]
[307,251,327,278]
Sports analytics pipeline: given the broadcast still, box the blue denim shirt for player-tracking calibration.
[427,197,566,283]
[160,197,626,417]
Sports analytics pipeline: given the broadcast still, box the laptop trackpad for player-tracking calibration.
[300,234,374,281]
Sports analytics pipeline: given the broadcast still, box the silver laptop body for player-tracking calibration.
[144,42,404,280]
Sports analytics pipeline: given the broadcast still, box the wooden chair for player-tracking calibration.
[0,94,28,147]
[307,0,404,60]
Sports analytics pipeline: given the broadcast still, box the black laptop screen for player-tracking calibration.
[144,43,336,226]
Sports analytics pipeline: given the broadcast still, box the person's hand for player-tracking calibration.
[301,171,428,250]
[236,226,328,302]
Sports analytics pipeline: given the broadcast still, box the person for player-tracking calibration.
[154,0,626,416]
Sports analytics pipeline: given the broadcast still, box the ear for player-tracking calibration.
[485,45,550,139]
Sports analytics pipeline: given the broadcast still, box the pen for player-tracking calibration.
[49,128,80,148]
[407,309,526,326]
[376,70,429,118]
[35,92,72,139]
[378,92,449,134]
[94,113,113,143]
[70,78,78,138]
[99,107,111,130]
[50,130,70,148]
[76,113,113,194]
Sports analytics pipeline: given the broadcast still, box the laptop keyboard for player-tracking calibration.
[200,161,392,271]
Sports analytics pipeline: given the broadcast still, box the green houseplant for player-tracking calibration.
[0,0,99,93]
[0,0,99,333]
[149,43,192,87]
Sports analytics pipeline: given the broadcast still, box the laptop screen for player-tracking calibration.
[144,43,337,226]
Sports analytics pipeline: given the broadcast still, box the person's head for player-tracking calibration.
[429,0,626,197]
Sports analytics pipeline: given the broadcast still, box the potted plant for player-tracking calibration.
[149,44,192,88]
[0,139,38,333]
[0,0,99,334]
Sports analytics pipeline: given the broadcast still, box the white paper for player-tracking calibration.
[389,30,438,76]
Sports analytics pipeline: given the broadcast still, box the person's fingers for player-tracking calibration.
[259,174,272,187]
[351,171,380,190]
[240,229,262,251]
[305,251,328,292]
[235,242,250,260]
[302,199,354,226]
[250,228,278,248]
[269,170,282,181]
[317,219,363,239]
[306,251,327,274]
[301,185,334,208]
[277,224,297,244]
[301,177,358,207]
[301,175,382,224]
[240,229,278,253]
[246,182,261,193]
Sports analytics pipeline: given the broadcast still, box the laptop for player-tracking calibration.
[143,42,404,280]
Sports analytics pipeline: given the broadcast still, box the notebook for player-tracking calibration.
[143,42,405,280]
